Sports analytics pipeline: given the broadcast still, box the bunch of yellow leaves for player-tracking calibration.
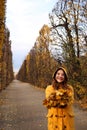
[43,88,72,108]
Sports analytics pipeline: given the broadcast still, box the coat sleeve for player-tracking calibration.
[45,85,53,99]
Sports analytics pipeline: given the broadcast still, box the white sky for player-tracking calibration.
[6,0,57,73]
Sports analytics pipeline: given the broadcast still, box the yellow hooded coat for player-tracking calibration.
[45,67,75,130]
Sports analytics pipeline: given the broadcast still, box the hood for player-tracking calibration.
[53,67,68,82]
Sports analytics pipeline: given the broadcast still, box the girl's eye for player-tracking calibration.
[57,73,64,77]
[56,70,65,77]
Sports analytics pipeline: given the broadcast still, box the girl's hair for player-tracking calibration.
[52,67,68,90]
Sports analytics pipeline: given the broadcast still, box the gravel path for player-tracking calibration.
[0,80,87,130]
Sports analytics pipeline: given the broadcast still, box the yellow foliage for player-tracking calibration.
[43,88,73,108]
[75,83,86,99]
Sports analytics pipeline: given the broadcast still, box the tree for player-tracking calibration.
[49,0,87,81]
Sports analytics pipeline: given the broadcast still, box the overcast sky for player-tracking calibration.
[6,0,57,73]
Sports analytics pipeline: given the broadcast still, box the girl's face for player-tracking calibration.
[55,69,65,83]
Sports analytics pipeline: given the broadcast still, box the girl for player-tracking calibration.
[43,67,75,130]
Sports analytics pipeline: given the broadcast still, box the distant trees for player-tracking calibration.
[17,25,60,88]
